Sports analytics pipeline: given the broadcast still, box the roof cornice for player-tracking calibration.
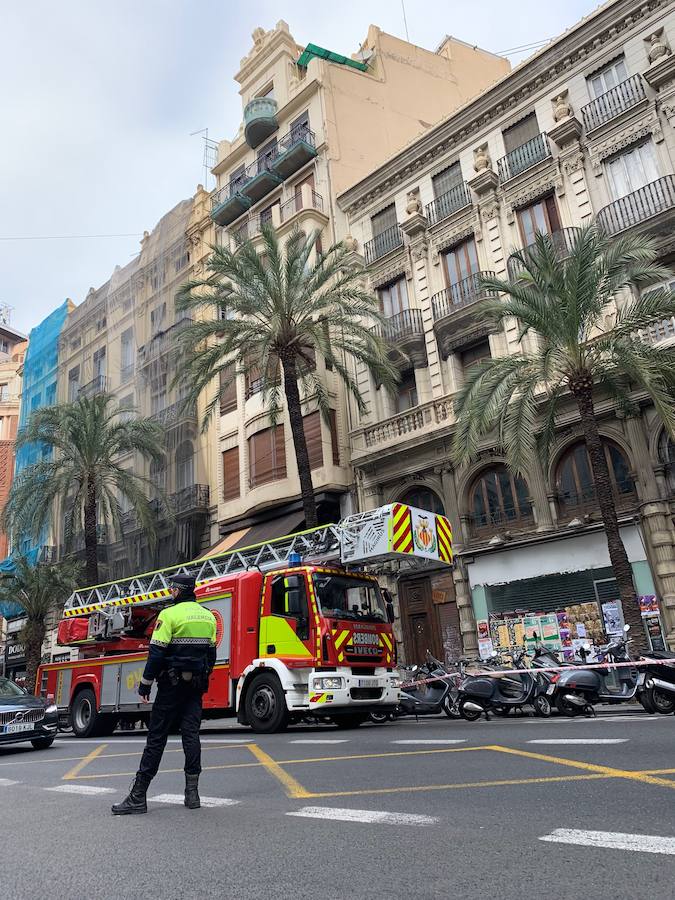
[337,0,667,215]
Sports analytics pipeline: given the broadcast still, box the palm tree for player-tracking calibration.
[0,556,82,693]
[3,394,167,585]
[452,225,675,642]
[176,225,398,528]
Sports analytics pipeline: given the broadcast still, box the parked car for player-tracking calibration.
[0,675,58,750]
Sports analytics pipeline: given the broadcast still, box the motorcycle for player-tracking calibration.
[457,648,551,721]
[369,651,460,722]
[550,625,638,716]
[638,649,675,715]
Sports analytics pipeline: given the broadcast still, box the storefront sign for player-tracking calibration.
[52,652,71,663]
[5,640,25,663]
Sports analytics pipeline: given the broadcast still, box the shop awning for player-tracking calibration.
[200,529,250,560]
[228,512,306,552]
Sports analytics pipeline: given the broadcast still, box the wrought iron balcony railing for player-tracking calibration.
[171,484,210,515]
[497,133,551,183]
[150,400,198,428]
[138,317,193,366]
[507,228,580,278]
[470,506,534,539]
[431,271,496,319]
[364,224,404,263]
[425,182,472,226]
[78,375,108,398]
[596,175,675,235]
[280,189,324,223]
[373,308,424,342]
[581,75,646,131]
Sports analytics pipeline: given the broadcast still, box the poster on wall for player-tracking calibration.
[602,601,624,637]
[645,615,666,652]
[539,613,560,646]
[478,638,495,660]
[639,595,659,618]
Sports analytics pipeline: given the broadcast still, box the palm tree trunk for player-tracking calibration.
[84,478,99,585]
[572,383,646,651]
[23,620,47,695]
[281,354,318,528]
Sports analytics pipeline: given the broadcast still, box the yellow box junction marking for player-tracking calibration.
[63,743,108,781]
[246,743,311,799]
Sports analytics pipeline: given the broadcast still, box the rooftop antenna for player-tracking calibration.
[190,128,219,189]
[401,0,410,42]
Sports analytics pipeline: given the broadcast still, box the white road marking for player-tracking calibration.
[0,778,20,786]
[287,806,438,826]
[528,738,628,745]
[150,793,239,808]
[390,739,466,745]
[289,739,350,745]
[55,737,251,744]
[46,784,116,795]
[540,828,675,855]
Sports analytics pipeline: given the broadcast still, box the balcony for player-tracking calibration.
[581,75,646,132]
[351,395,455,458]
[425,182,472,226]
[280,189,324,223]
[639,316,675,346]
[138,318,193,366]
[151,400,198,430]
[373,308,426,368]
[239,156,283,206]
[78,375,108,399]
[431,271,496,359]
[497,133,552,183]
[171,484,210,516]
[271,126,318,180]
[596,175,675,236]
[244,97,278,149]
[470,506,534,540]
[364,224,404,264]
[211,178,253,227]
[507,228,580,279]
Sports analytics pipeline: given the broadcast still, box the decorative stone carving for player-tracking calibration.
[473,144,491,173]
[643,52,675,92]
[411,239,429,262]
[561,148,586,176]
[343,234,358,252]
[552,91,572,122]
[647,30,670,65]
[406,190,422,216]
[252,27,265,47]
[370,260,411,290]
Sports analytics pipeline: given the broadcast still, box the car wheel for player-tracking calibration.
[31,737,55,750]
[71,688,101,738]
[245,674,289,734]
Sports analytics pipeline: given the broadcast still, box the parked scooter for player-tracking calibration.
[638,650,675,715]
[550,625,638,716]
[370,651,459,722]
[458,649,551,721]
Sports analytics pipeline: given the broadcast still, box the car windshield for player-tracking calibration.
[313,573,387,623]
[0,676,26,698]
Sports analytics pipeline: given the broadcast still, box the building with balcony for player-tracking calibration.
[196,20,511,547]
[0,311,28,564]
[337,0,675,661]
[56,194,218,578]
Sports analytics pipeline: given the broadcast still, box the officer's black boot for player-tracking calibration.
[184,773,200,809]
[111,774,150,815]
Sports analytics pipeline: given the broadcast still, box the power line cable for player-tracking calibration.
[0,233,142,242]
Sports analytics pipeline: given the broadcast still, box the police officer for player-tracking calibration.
[111,574,217,815]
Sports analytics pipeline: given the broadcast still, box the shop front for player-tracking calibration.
[4,636,26,687]
[466,524,664,657]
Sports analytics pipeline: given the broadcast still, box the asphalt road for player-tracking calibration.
[2,710,675,900]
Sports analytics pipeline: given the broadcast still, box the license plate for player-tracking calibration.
[3,722,34,734]
[546,684,555,695]
[356,678,380,688]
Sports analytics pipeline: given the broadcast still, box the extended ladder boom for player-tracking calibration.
[62,503,453,620]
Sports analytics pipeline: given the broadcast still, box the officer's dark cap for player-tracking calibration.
[170,574,196,592]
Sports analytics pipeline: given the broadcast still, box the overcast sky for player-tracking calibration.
[1,0,598,336]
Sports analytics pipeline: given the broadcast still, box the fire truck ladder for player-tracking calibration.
[62,524,343,619]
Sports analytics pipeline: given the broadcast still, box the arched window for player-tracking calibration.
[469,465,531,536]
[399,487,445,516]
[658,430,675,492]
[556,440,635,518]
[176,441,194,492]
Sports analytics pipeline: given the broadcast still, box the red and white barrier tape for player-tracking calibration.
[399,656,674,690]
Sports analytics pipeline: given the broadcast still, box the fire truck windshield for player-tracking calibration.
[313,574,387,622]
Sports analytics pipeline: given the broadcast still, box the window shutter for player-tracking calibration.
[249,425,286,487]
[371,204,397,235]
[274,424,287,479]
[302,412,323,470]
[503,113,539,153]
[432,163,462,199]
[329,409,340,466]
[219,366,237,415]
[222,447,240,500]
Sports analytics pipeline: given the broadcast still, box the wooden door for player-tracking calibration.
[399,578,442,664]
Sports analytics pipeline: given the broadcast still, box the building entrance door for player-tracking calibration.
[399,578,442,664]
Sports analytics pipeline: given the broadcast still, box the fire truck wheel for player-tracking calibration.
[245,674,289,734]
[71,687,102,738]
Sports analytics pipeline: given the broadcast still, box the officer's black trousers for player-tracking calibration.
[137,680,203,780]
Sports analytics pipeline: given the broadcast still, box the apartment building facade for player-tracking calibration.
[337,0,675,660]
[56,196,218,580]
[199,19,510,547]
[0,314,27,563]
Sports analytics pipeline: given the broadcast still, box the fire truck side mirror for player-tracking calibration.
[382,589,395,624]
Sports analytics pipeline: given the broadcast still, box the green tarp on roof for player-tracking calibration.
[297,43,368,72]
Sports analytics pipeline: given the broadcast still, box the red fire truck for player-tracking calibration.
[37,503,452,735]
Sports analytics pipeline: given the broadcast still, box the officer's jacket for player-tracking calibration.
[143,598,217,682]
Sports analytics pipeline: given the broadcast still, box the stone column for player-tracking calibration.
[625,414,675,643]
[439,467,478,653]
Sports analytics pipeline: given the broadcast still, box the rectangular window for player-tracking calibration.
[0,339,9,355]
[229,164,246,193]
[257,137,278,171]
[588,57,628,98]
[302,412,323,470]
[93,346,106,379]
[219,366,237,415]
[377,276,409,319]
[396,372,418,413]
[68,366,80,402]
[0,383,8,401]
[120,328,134,383]
[119,394,134,423]
[222,447,240,500]
[432,162,462,199]
[461,340,491,372]
[45,382,57,407]
[517,195,561,246]
[249,425,286,488]
[605,142,659,200]
[371,204,397,236]
[150,303,166,335]
[503,112,539,154]
[257,83,274,100]
[150,373,167,415]
[329,409,340,466]
[443,237,479,288]
[259,200,279,228]
[290,110,310,140]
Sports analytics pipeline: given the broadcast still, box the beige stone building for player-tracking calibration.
[56,196,218,578]
[337,0,675,660]
[0,313,27,561]
[197,20,510,548]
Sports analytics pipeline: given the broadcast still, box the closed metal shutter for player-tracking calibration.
[486,566,617,614]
